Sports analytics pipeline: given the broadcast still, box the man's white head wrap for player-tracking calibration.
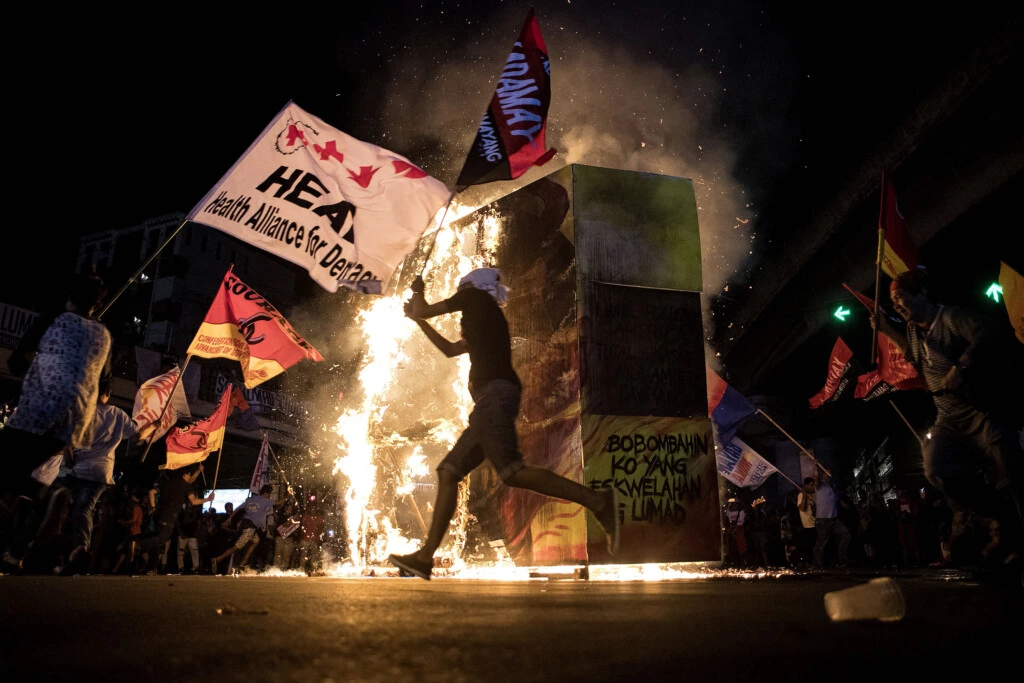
[457,267,510,305]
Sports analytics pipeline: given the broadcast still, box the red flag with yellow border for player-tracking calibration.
[879,173,918,278]
[187,268,323,388]
[163,384,232,470]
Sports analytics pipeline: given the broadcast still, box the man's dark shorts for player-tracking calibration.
[439,379,524,481]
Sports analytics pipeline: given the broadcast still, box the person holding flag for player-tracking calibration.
[878,267,1023,567]
[388,269,619,580]
[133,384,235,568]
[136,462,214,571]
[0,274,113,504]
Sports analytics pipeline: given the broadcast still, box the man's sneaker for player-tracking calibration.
[388,553,432,580]
[596,487,621,555]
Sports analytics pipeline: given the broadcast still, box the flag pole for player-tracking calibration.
[773,469,804,491]
[755,409,832,478]
[96,219,190,321]
[139,355,192,463]
[870,174,887,367]
[417,189,459,279]
[380,447,429,535]
[209,384,231,492]
[261,431,299,505]
[210,446,223,492]
[888,400,924,447]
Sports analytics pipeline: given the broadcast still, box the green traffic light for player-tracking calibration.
[985,282,1003,303]
[833,305,850,321]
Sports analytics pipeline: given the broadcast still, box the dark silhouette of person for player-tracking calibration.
[387,269,619,580]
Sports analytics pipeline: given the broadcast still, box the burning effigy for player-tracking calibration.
[328,164,721,577]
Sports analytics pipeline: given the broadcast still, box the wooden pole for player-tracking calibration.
[888,400,924,447]
[772,468,805,491]
[210,446,224,492]
[870,173,887,367]
[417,189,458,278]
[96,219,189,320]
[755,409,832,479]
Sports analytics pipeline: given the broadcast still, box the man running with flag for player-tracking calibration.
[878,267,1023,568]
[388,269,619,579]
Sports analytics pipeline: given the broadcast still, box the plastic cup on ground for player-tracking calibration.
[823,577,906,622]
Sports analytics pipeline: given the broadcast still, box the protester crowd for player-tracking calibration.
[0,470,332,576]
[720,479,1003,572]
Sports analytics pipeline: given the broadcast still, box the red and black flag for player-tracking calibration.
[842,283,922,394]
[455,8,557,190]
[809,337,858,409]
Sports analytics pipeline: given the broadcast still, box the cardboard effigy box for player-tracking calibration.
[416,164,717,566]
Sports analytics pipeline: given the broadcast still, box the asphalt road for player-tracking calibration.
[1,567,1020,682]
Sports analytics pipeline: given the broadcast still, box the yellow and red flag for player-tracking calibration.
[878,173,918,278]
[187,268,324,388]
[999,261,1024,344]
[163,384,232,470]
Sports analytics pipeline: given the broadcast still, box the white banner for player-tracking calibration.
[186,100,450,295]
[716,435,779,489]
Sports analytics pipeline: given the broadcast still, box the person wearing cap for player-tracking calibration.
[879,267,1023,566]
[388,268,620,580]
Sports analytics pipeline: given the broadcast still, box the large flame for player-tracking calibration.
[329,199,496,575]
[321,201,759,583]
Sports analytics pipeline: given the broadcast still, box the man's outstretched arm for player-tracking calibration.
[412,318,467,357]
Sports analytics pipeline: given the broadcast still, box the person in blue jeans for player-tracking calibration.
[388,268,619,580]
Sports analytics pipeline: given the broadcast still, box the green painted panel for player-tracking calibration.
[572,164,701,292]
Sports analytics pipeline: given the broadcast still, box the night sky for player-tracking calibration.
[12,2,1018,354]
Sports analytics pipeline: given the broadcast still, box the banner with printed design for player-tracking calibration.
[163,385,232,470]
[132,367,192,441]
[187,269,323,389]
[187,100,449,294]
[455,8,556,189]
[715,435,779,489]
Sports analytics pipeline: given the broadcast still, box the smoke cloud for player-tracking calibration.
[367,3,799,361]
